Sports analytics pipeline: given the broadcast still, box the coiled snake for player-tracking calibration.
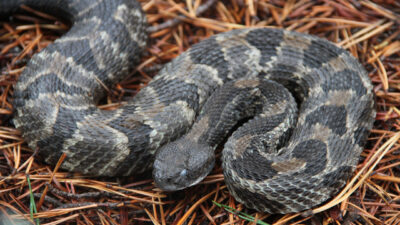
[2,0,375,213]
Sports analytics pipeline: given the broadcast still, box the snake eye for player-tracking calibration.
[180,169,188,177]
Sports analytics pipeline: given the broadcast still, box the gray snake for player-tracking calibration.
[2,0,375,213]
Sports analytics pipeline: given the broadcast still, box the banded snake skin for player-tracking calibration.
[2,0,376,213]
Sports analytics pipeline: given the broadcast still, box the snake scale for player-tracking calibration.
[2,0,375,213]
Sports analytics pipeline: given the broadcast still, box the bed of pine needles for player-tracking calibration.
[0,0,399,224]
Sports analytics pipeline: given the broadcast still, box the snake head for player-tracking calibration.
[153,138,215,191]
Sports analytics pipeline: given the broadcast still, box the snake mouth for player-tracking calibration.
[152,169,188,191]
[154,165,214,192]
[153,157,215,191]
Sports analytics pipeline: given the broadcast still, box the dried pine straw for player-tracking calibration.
[0,0,399,224]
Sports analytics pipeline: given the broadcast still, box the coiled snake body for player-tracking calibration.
[3,0,375,213]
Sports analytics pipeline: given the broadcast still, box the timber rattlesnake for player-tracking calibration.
[2,0,375,213]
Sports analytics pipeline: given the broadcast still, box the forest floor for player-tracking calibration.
[0,0,399,224]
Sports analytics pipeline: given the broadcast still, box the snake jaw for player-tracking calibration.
[153,138,215,191]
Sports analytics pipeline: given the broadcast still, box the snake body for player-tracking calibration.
[3,0,375,213]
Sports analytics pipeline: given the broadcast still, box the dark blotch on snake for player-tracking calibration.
[231,148,278,182]
[302,39,343,68]
[245,29,284,65]
[291,139,327,176]
[305,105,348,136]
[189,37,230,81]
[321,69,367,97]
